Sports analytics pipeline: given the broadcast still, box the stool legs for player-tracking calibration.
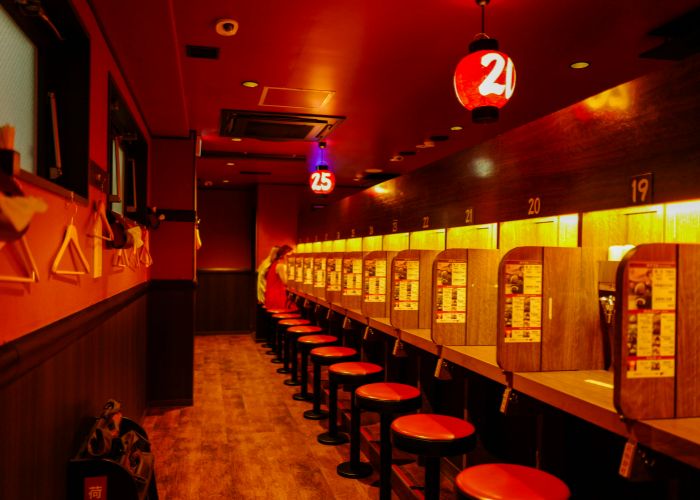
[379,412,392,500]
[271,323,283,363]
[317,378,349,445]
[277,329,292,374]
[424,456,441,500]
[292,346,313,401]
[304,361,328,420]
[284,335,301,386]
[337,389,373,479]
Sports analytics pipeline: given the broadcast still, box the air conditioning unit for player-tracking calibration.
[220,110,345,141]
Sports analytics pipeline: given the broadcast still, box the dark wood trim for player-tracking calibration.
[196,268,254,274]
[16,169,90,204]
[0,283,148,389]
[156,208,197,222]
[149,279,197,289]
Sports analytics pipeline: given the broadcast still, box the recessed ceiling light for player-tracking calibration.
[226,162,235,166]
[231,137,243,142]
[215,18,239,37]
[389,155,404,162]
[203,180,213,187]
[365,168,383,173]
[241,80,259,88]
[450,125,463,131]
[222,179,230,183]
[570,61,590,69]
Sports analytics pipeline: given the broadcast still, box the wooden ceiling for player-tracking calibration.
[88,0,700,201]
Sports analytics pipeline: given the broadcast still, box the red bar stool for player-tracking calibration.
[304,346,359,420]
[455,463,570,500]
[292,334,337,402]
[284,325,324,386]
[276,318,311,374]
[268,312,302,362]
[264,307,297,348]
[355,383,422,499]
[319,362,384,446]
[391,414,476,500]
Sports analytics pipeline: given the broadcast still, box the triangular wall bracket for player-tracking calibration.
[0,236,40,283]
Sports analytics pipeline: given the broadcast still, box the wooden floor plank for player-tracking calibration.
[142,334,384,499]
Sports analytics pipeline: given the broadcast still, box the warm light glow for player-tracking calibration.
[312,241,322,252]
[583,87,631,112]
[410,229,446,250]
[346,237,362,251]
[373,185,389,195]
[241,80,259,88]
[608,244,635,261]
[447,224,498,249]
[365,168,383,173]
[362,236,382,252]
[570,61,590,69]
[331,239,346,252]
[321,240,333,252]
[383,233,409,251]
[231,137,243,142]
[226,162,235,166]
[454,50,516,111]
[471,157,494,178]
[450,125,463,131]
[222,179,230,183]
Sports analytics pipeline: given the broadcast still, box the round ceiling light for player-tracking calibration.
[570,61,590,69]
[241,80,259,88]
[215,18,239,37]
[450,125,464,131]
[230,137,243,142]
[365,168,383,173]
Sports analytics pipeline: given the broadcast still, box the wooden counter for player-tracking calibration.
[290,289,700,470]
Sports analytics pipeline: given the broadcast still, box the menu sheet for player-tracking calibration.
[313,257,326,288]
[342,258,362,296]
[326,258,342,291]
[503,261,542,343]
[393,260,419,311]
[435,260,467,324]
[364,258,387,302]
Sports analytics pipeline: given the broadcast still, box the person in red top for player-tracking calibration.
[264,245,292,309]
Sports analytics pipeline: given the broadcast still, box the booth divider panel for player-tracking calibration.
[677,244,700,418]
[466,249,500,346]
[302,255,314,294]
[541,248,604,371]
[362,251,395,319]
[312,253,327,300]
[432,249,468,346]
[325,253,343,305]
[340,252,364,311]
[497,247,543,372]
[614,244,676,420]
[390,250,439,330]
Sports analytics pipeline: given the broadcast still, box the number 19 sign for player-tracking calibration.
[309,169,336,194]
[454,48,516,123]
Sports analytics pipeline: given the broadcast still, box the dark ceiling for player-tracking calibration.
[87,0,700,203]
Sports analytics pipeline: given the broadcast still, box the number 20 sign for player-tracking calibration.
[309,170,336,194]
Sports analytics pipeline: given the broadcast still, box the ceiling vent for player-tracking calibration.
[640,7,700,60]
[185,45,220,59]
[220,110,344,141]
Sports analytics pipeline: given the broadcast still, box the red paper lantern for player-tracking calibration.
[454,40,516,123]
[309,165,335,194]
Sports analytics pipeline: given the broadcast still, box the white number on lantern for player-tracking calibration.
[479,53,515,99]
[310,171,333,192]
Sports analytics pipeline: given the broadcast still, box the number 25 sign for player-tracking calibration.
[309,170,336,194]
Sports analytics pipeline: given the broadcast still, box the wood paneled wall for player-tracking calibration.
[0,285,149,500]
[195,270,255,333]
[298,55,700,240]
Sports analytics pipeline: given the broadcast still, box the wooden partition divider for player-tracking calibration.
[362,251,397,319]
[614,243,700,420]
[302,254,314,294]
[431,249,499,346]
[325,253,343,304]
[286,255,296,289]
[341,251,364,311]
[497,247,604,372]
[313,253,328,300]
[294,254,304,290]
[390,250,440,330]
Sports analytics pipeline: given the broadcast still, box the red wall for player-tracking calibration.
[0,0,150,344]
[149,137,196,281]
[256,185,300,267]
[197,188,254,269]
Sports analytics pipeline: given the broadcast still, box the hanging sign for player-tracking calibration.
[454,42,516,122]
[309,169,335,194]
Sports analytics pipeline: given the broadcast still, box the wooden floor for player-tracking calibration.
[142,334,386,500]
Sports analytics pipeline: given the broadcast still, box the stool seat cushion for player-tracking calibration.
[278,319,311,326]
[391,413,476,457]
[455,464,570,500]
[356,382,420,402]
[310,346,357,358]
[288,325,323,334]
[392,414,474,441]
[271,313,302,319]
[329,362,383,376]
[267,308,297,314]
[298,334,337,345]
